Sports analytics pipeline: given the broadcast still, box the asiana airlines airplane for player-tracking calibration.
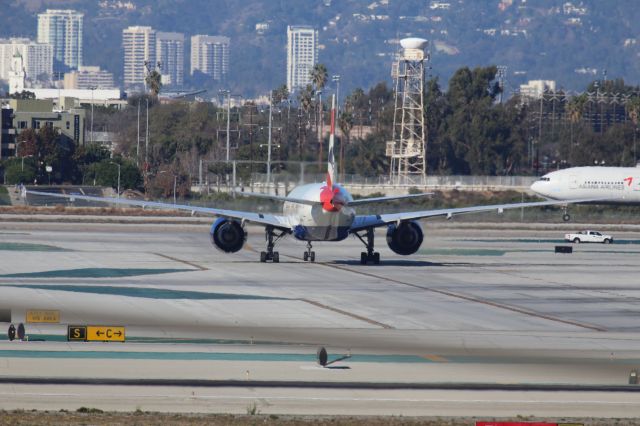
[25,96,598,264]
[530,165,640,221]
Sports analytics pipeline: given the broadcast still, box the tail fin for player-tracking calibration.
[327,94,336,189]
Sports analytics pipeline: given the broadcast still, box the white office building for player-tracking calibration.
[0,38,53,83]
[64,66,115,89]
[156,32,184,87]
[37,9,83,73]
[190,35,229,81]
[286,25,318,93]
[520,80,557,99]
[122,26,156,88]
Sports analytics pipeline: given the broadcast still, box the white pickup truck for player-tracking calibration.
[564,230,613,244]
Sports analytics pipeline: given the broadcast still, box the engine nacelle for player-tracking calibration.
[210,218,246,253]
[386,221,424,256]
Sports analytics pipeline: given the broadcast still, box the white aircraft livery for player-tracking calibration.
[25,96,598,264]
[530,166,640,220]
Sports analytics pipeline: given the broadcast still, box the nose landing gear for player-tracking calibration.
[562,205,571,222]
[303,241,316,262]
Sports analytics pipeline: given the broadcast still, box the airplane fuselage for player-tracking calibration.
[283,183,356,241]
[531,166,640,204]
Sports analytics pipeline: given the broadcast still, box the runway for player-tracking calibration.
[1,217,640,417]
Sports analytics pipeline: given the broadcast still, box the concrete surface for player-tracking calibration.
[0,219,639,417]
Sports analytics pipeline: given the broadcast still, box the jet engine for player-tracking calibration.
[210,218,246,253]
[386,221,424,255]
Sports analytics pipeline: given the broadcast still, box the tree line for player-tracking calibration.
[3,64,640,197]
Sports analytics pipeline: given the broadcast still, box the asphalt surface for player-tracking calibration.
[1,218,640,417]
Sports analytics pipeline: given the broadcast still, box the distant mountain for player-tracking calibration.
[3,0,640,97]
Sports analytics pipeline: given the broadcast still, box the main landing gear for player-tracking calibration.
[260,226,286,263]
[303,241,316,262]
[354,227,380,265]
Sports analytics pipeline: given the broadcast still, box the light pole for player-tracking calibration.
[89,86,96,143]
[218,90,232,162]
[317,89,323,169]
[267,91,273,191]
[332,75,341,116]
[634,127,638,164]
[136,99,140,167]
[109,162,121,199]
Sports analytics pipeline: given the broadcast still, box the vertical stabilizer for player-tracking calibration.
[327,94,336,189]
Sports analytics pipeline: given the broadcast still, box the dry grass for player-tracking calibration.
[1,411,638,426]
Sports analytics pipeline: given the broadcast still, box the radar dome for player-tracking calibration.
[400,38,428,50]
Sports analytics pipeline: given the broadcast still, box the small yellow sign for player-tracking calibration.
[26,310,60,323]
[87,326,125,342]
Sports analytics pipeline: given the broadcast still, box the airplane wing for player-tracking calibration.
[233,191,318,206]
[348,192,433,206]
[25,189,292,231]
[349,197,609,232]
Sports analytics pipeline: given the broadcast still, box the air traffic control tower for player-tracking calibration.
[387,37,429,185]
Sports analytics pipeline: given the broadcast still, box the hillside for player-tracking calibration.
[3,0,640,96]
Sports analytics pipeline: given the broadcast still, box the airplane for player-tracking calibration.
[24,96,602,265]
[530,166,640,221]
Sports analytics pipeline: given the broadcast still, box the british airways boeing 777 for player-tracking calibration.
[26,96,596,264]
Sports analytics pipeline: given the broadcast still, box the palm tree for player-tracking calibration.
[310,64,328,92]
[297,84,314,160]
[271,85,289,105]
[566,94,586,163]
[310,64,328,167]
[145,70,162,97]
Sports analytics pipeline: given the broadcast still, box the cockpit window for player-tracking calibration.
[538,177,550,181]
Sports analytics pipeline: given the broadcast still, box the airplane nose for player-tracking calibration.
[530,181,546,197]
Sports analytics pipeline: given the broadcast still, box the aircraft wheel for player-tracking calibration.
[360,252,367,265]
[373,252,380,265]
[310,251,315,262]
[273,252,280,263]
[303,252,309,261]
[260,251,267,263]
[563,213,571,222]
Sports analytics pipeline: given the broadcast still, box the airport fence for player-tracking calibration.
[193,173,539,196]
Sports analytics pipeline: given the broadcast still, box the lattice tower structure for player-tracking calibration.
[386,38,429,185]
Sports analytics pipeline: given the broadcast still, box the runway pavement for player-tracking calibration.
[1,218,640,417]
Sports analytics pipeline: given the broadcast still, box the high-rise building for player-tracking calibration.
[8,51,26,94]
[190,35,229,82]
[286,25,318,93]
[64,66,115,89]
[122,26,156,89]
[37,9,83,74]
[0,38,53,83]
[156,32,184,87]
